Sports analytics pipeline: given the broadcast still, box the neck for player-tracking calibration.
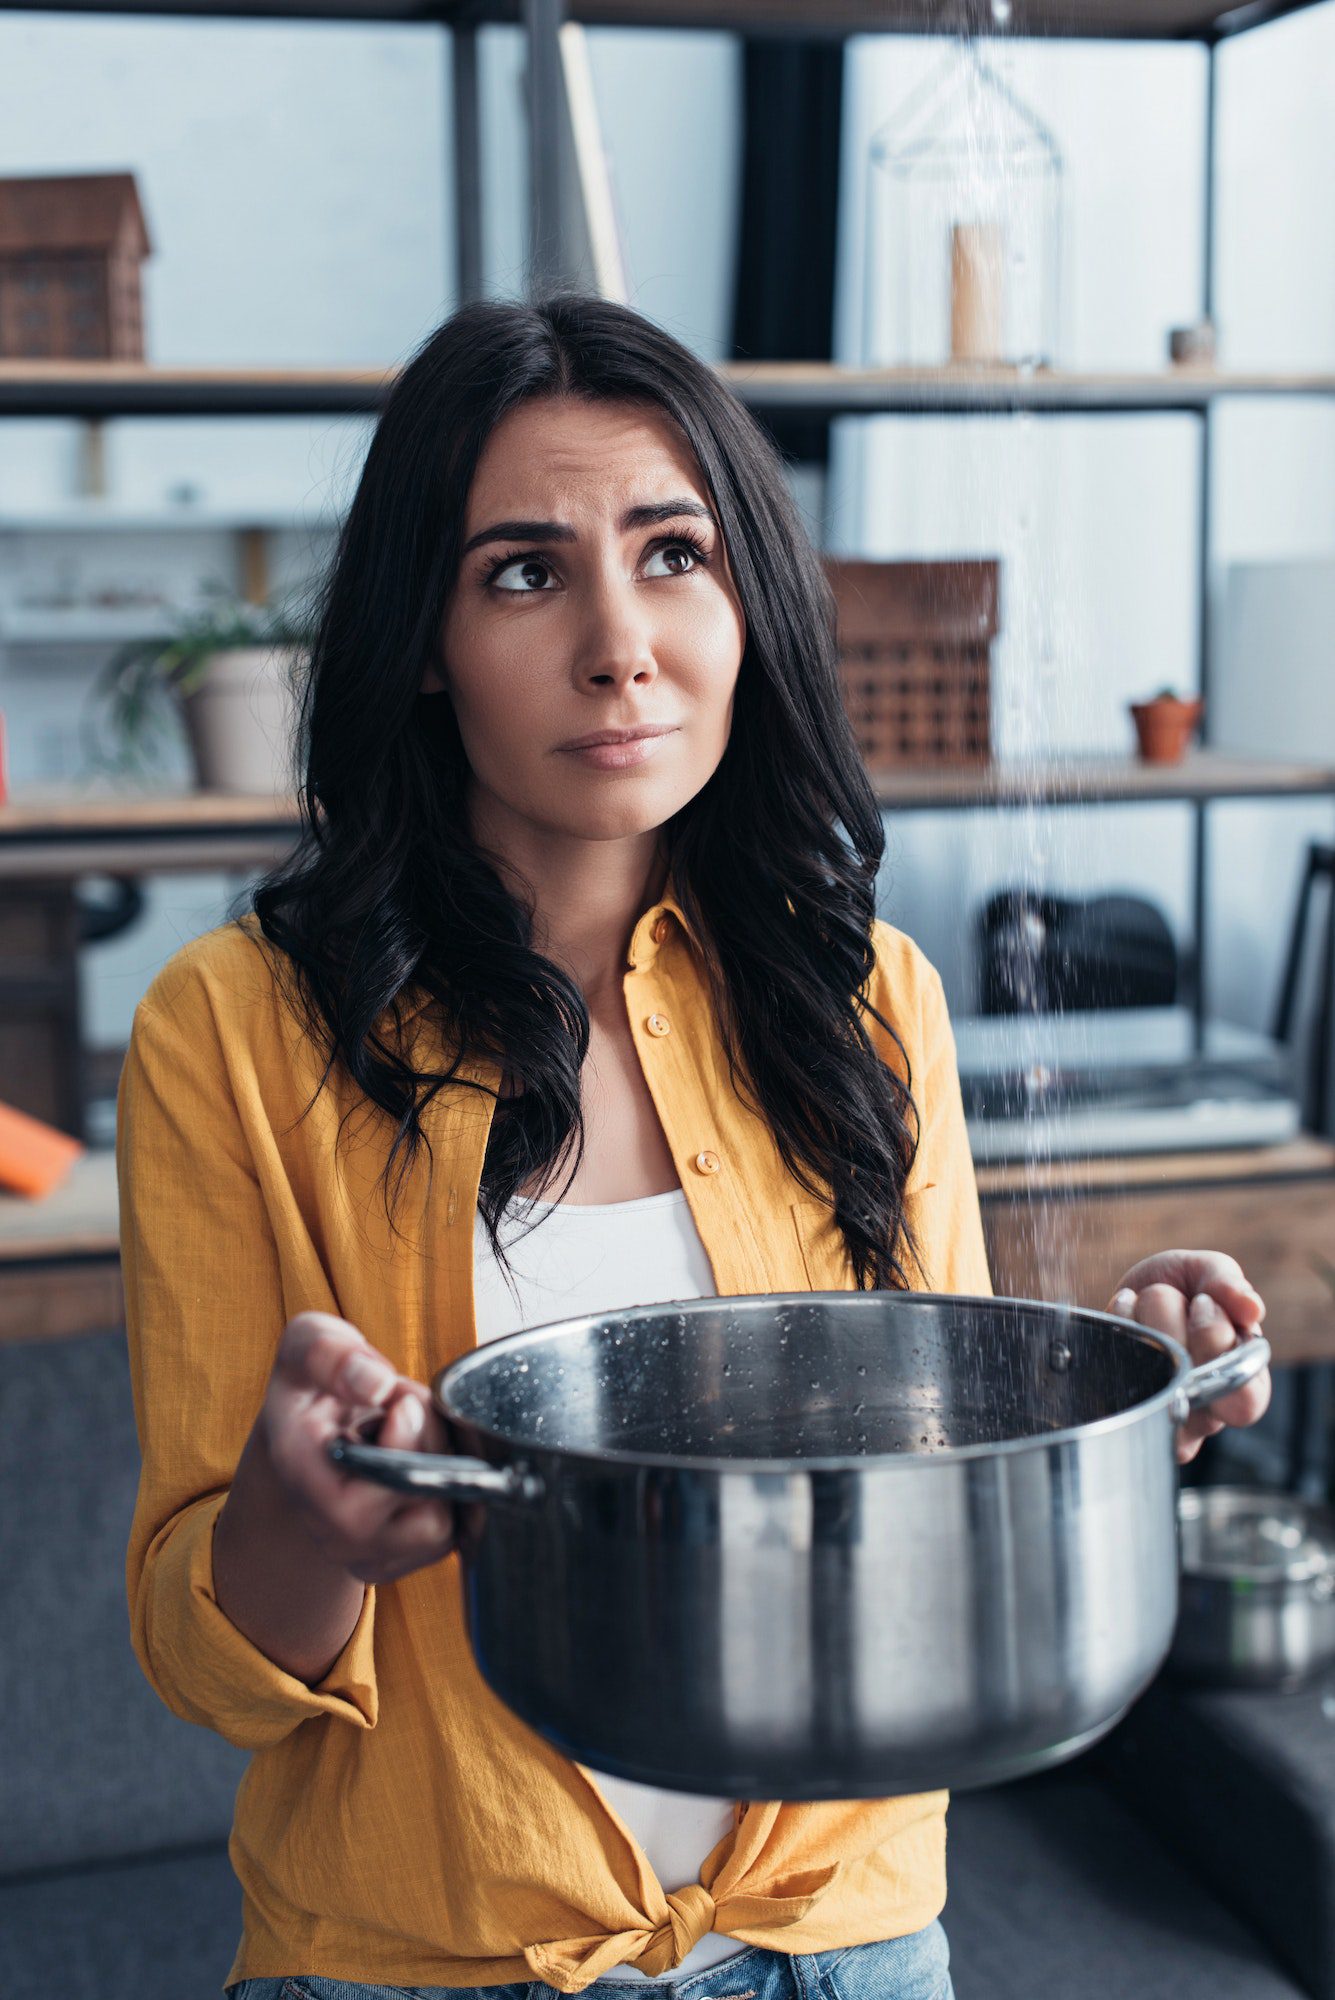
[470,792,667,1002]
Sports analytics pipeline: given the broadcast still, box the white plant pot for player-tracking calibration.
[178,646,303,796]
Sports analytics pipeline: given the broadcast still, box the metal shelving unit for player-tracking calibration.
[0,0,1330,1044]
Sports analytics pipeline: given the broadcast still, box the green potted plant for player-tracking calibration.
[83,584,311,794]
[1129,686,1205,766]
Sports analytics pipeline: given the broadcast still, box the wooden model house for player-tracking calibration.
[0,172,151,361]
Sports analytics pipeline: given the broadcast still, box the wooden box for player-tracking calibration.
[0,173,151,362]
[823,558,999,770]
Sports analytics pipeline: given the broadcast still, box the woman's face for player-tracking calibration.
[429,395,746,847]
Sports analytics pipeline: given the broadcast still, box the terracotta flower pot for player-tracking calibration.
[1129,694,1204,766]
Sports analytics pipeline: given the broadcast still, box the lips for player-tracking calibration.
[557,723,678,752]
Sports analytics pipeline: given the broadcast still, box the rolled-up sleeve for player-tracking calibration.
[118,989,378,1749]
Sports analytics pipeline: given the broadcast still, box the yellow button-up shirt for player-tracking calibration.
[119,898,991,1993]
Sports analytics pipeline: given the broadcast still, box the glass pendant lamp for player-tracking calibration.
[865,41,1064,370]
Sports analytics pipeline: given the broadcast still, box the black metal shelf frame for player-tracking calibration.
[0,0,1331,1045]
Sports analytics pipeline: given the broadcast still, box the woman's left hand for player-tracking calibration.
[1108,1250,1271,1465]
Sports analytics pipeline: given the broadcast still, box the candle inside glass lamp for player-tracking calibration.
[950,220,1006,363]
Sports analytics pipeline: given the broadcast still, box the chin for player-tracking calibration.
[541,780,698,844]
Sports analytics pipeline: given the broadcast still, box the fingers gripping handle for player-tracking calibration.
[1171,1330,1271,1427]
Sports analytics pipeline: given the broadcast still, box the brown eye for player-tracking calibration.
[644,536,710,579]
[487,555,554,592]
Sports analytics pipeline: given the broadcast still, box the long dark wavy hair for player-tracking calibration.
[250,293,919,1288]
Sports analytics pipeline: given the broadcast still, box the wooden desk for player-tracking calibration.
[4,1139,1335,1361]
[978,1138,1335,1368]
[0,1149,121,1342]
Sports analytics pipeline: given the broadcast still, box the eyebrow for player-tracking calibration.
[460,497,716,558]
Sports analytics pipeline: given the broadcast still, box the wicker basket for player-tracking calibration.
[823,559,999,770]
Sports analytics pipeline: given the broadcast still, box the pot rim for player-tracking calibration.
[430,1290,1196,1474]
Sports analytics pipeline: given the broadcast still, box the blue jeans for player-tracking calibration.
[225,1921,954,2000]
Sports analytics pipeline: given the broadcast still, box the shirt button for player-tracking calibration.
[653,917,670,945]
[645,1013,671,1037]
[694,1149,721,1176]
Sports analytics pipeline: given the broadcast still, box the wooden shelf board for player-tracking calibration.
[2,359,1334,420]
[0,787,301,836]
[976,1135,1335,1200]
[721,362,1335,414]
[0,361,392,418]
[0,789,301,880]
[873,752,1335,809]
[3,758,1331,850]
[0,507,338,533]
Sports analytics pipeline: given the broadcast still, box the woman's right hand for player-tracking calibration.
[255,1310,458,1586]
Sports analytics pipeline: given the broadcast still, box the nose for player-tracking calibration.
[573,567,659,694]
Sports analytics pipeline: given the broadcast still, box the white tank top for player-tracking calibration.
[472,1187,749,1984]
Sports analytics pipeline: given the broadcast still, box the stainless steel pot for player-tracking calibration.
[1171,1485,1335,1689]
[329,1292,1269,1798]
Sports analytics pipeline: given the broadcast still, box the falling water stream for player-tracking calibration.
[963,31,1102,1315]
[863,27,1105,1315]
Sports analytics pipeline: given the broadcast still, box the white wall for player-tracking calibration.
[476,26,743,355]
[832,13,1335,1021]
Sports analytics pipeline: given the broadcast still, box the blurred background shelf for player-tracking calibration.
[0,790,300,876]
[0,360,392,417]
[0,0,1322,40]
[0,503,339,532]
[0,606,194,644]
[2,360,1334,419]
[871,753,1335,810]
[2,755,1330,876]
[720,363,1335,415]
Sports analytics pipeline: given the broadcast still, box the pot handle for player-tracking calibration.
[1171,1330,1272,1426]
[327,1437,544,1506]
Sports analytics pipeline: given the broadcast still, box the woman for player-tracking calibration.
[119,293,1270,2000]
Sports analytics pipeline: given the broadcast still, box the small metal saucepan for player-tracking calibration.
[1171,1485,1335,1690]
[328,1291,1270,1798]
